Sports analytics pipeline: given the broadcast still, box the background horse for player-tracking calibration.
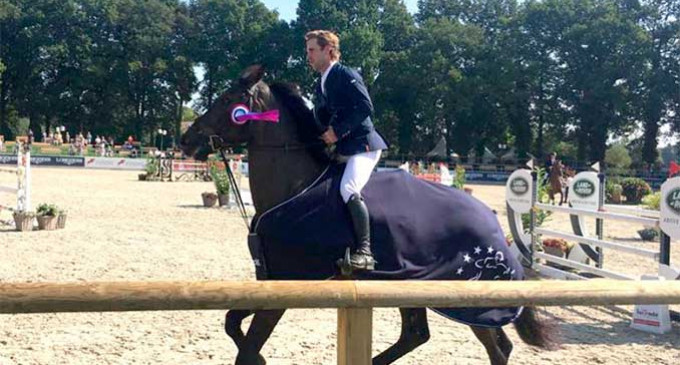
[180,65,556,365]
[548,161,566,205]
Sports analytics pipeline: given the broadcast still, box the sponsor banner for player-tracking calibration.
[466,171,511,182]
[0,154,17,165]
[52,157,86,167]
[568,171,599,211]
[84,157,147,170]
[660,177,680,239]
[0,154,84,167]
[630,275,671,334]
[172,160,208,172]
[505,169,532,214]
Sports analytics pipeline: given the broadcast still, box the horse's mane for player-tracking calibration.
[268,82,329,162]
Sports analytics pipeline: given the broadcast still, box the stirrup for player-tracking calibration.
[337,248,376,276]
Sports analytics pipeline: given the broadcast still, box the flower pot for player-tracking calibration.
[463,187,473,195]
[57,214,67,229]
[543,245,573,270]
[138,173,147,181]
[637,228,659,241]
[611,192,622,204]
[544,245,566,258]
[13,212,35,232]
[37,215,58,230]
[218,193,230,207]
[201,193,218,207]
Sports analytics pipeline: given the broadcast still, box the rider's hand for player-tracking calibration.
[320,127,338,144]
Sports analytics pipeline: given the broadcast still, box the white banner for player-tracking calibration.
[505,169,532,214]
[568,171,599,211]
[84,157,147,170]
[660,177,680,239]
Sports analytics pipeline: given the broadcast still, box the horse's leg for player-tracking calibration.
[373,308,430,365]
[558,190,564,206]
[234,309,285,365]
[470,326,507,365]
[496,328,514,360]
[225,310,253,349]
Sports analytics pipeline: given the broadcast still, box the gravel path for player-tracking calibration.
[1,168,678,364]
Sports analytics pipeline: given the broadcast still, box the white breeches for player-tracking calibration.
[340,150,382,203]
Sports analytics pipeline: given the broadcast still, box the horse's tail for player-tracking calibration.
[513,306,560,350]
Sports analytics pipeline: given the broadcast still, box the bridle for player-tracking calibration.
[207,83,325,153]
[203,83,326,230]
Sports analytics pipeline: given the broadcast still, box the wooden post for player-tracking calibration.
[337,308,372,365]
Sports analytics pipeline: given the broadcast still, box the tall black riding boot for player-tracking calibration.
[345,193,376,271]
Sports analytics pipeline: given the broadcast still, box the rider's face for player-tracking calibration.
[306,39,331,73]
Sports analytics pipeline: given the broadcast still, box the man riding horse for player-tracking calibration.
[305,30,388,271]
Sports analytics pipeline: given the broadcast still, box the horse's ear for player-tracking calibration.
[239,65,265,89]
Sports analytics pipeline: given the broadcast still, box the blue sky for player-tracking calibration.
[261,0,419,22]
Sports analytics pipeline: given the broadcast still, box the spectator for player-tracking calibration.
[87,131,92,145]
[99,139,106,156]
[28,129,35,144]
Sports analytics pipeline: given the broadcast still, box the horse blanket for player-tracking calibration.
[251,164,524,327]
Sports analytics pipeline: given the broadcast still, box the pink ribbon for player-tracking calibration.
[235,109,280,123]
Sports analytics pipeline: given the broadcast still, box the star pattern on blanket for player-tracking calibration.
[455,244,516,280]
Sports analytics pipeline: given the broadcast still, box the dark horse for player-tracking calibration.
[180,65,556,365]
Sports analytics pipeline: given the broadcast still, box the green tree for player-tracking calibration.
[635,0,680,167]
[191,0,279,109]
[294,0,384,92]
[372,0,418,153]
[605,143,632,170]
[556,0,648,163]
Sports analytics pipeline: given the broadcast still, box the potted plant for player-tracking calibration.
[620,177,652,204]
[450,165,472,194]
[605,181,623,204]
[141,156,159,181]
[36,203,59,230]
[637,228,659,241]
[57,209,67,229]
[542,238,573,258]
[13,210,35,232]
[210,164,231,206]
[201,192,218,207]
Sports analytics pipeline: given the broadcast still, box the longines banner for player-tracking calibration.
[0,154,84,167]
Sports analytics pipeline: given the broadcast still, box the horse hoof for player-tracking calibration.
[235,354,266,365]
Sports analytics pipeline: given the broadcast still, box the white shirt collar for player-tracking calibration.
[321,61,337,95]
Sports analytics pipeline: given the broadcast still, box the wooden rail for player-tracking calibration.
[2,280,680,314]
[3,280,680,365]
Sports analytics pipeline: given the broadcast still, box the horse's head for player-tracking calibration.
[180,65,271,160]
